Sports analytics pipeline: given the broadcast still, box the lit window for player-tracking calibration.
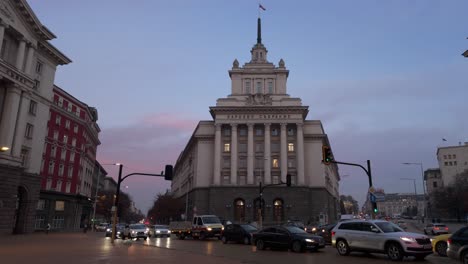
[224,143,230,152]
[29,100,37,115]
[288,143,295,152]
[272,158,279,168]
[55,201,65,211]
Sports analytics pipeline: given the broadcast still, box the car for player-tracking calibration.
[431,233,451,257]
[221,224,258,245]
[315,223,336,244]
[447,226,468,263]
[424,223,449,235]
[105,224,128,238]
[396,220,407,230]
[253,225,325,253]
[128,224,149,240]
[331,219,432,261]
[96,223,109,232]
[150,225,171,238]
[284,220,305,229]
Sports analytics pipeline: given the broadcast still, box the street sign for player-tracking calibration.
[370,193,376,203]
[369,186,375,194]
[111,206,116,212]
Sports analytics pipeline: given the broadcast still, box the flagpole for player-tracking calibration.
[258,0,260,18]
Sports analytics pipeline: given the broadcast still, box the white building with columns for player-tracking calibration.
[0,0,71,234]
[171,18,340,225]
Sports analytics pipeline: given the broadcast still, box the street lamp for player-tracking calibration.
[0,146,9,152]
[402,162,426,219]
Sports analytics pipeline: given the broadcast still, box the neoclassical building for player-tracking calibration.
[0,0,71,234]
[171,18,340,225]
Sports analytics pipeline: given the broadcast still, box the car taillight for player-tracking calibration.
[332,231,335,237]
[434,227,439,230]
[445,227,448,230]
[447,238,452,245]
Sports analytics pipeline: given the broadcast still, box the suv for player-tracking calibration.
[447,226,468,263]
[332,220,432,261]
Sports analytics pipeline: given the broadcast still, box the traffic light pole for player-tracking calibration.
[257,175,291,229]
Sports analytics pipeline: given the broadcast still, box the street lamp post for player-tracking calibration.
[400,178,417,196]
[402,162,426,220]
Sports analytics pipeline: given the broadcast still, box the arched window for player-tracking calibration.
[234,199,245,223]
[273,199,284,223]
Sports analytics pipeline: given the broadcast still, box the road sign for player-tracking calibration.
[370,193,376,203]
[111,206,116,212]
[369,186,375,194]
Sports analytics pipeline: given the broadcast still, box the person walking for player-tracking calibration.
[45,223,51,234]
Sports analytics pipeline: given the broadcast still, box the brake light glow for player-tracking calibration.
[445,227,448,230]
[434,227,440,230]
[332,231,336,237]
[447,238,452,245]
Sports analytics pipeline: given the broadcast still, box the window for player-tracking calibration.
[29,100,37,115]
[272,175,279,184]
[448,155,452,159]
[53,131,58,140]
[433,182,437,188]
[52,216,64,229]
[58,164,64,176]
[255,158,264,169]
[224,143,230,152]
[25,123,34,139]
[271,128,279,136]
[66,182,71,193]
[46,178,52,190]
[55,201,65,211]
[444,162,448,166]
[287,128,294,136]
[35,215,45,230]
[224,128,231,136]
[76,108,81,117]
[65,120,70,129]
[41,158,45,172]
[453,154,457,159]
[268,81,273,93]
[73,124,78,133]
[288,159,295,168]
[72,138,76,147]
[33,80,40,90]
[255,143,264,152]
[48,162,54,174]
[239,158,247,168]
[239,128,247,136]
[55,116,61,125]
[223,158,230,168]
[245,80,251,94]
[63,135,68,144]
[35,61,43,74]
[56,180,62,191]
[271,143,280,152]
[20,148,30,168]
[51,146,56,157]
[60,149,66,160]
[454,161,457,165]
[288,143,295,152]
[239,143,247,152]
[36,199,46,210]
[68,167,73,178]
[443,155,447,159]
[449,162,453,166]
[272,158,279,168]
[255,128,263,136]
[58,98,63,107]
[70,152,75,162]
[67,104,72,112]
[256,81,262,93]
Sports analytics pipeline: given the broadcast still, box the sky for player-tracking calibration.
[29,0,468,213]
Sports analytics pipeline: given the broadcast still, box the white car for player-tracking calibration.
[128,224,149,240]
[332,219,432,261]
[150,225,171,238]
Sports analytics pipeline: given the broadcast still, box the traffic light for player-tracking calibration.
[372,202,378,213]
[286,174,291,187]
[322,146,334,165]
[164,165,173,181]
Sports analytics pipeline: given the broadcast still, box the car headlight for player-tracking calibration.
[305,239,315,243]
[312,227,317,232]
[221,227,224,231]
[117,231,121,234]
[430,238,433,242]
[168,230,171,233]
[106,228,111,232]
[132,231,136,234]
[146,228,149,232]
[156,230,161,233]
[207,227,212,231]
[400,237,416,242]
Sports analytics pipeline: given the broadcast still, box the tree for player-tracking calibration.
[340,195,359,214]
[95,190,133,223]
[147,192,184,224]
[431,169,468,221]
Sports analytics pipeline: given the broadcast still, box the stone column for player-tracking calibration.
[24,44,36,76]
[12,92,29,157]
[0,23,6,54]
[296,123,305,185]
[280,123,287,182]
[15,38,27,70]
[0,86,22,155]
[247,123,254,185]
[230,124,238,185]
[263,123,271,184]
[213,124,222,185]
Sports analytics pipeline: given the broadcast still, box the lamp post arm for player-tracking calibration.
[120,172,165,183]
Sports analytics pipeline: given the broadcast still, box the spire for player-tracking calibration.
[257,18,262,44]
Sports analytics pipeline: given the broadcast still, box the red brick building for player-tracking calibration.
[35,85,100,231]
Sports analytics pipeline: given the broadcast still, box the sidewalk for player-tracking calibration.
[0,232,242,264]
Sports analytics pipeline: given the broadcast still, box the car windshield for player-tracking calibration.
[434,224,446,227]
[284,226,307,234]
[154,225,168,229]
[130,224,146,229]
[375,222,404,233]
[240,224,258,232]
[202,216,221,224]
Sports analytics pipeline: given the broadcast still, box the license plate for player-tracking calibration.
[423,245,432,249]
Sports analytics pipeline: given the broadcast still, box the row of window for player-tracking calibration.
[222,157,296,169]
[244,79,274,94]
[443,154,457,159]
[34,215,65,230]
[223,127,296,137]
[221,174,297,185]
[223,142,296,152]
[53,115,80,133]
[44,160,75,177]
[44,178,73,193]
[444,161,457,166]
[55,96,82,118]
[37,200,64,211]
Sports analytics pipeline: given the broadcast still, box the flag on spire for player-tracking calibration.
[259,4,266,11]
[442,138,447,141]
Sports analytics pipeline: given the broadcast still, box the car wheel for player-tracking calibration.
[243,236,250,245]
[336,240,350,256]
[200,233,206,240]
[435,241,447,257]
[292,241,303,253]
[387,243,404,261]
[221,236,227,244]
[256,239,265,250]
[462,251,468,264]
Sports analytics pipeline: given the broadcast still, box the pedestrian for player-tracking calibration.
[45,223,51,234]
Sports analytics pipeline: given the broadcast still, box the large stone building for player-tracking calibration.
[436,143,468,186]
[0,0,70,234]
[35,85,101,231]
[171,18,340,225]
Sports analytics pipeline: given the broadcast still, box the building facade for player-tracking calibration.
[171,19,340,226]
[436,143,468,186]
[0,0,70,234]
[35,85,100,231]
[424,168,442,194]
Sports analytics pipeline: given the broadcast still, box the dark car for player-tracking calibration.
[315,223,336,244]
[105,224,127,238]
[447,226,468,264]
[253,225,325,253]
[221,224,258,245]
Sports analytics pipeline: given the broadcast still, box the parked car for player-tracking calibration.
[424,223,449,235]
[284,220,305,229]
[315,223,336,244]
[431,233,451,257]
[96,223,109,232]
[128,224,149,240]
[221,224,258,245]
[447,226,468,263]
[253,225,325,253]
[304,225,318,234]
[332,220,432,261]
[149,225,171,238]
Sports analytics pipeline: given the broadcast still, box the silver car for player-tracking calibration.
[128,224,149,240]
[424,223,449,235]
[331,220,432,261]
[150,225,171,238]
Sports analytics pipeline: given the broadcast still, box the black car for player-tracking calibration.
[221,224,258,245]
[447,226,468,264]
[253,225,325,253]
[105,224,126,238]
[315,223,336,244]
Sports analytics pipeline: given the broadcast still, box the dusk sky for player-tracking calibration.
[29,0,468,213]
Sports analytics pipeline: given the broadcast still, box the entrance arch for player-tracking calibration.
[273,198,284,223]
[233,199,245,223]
